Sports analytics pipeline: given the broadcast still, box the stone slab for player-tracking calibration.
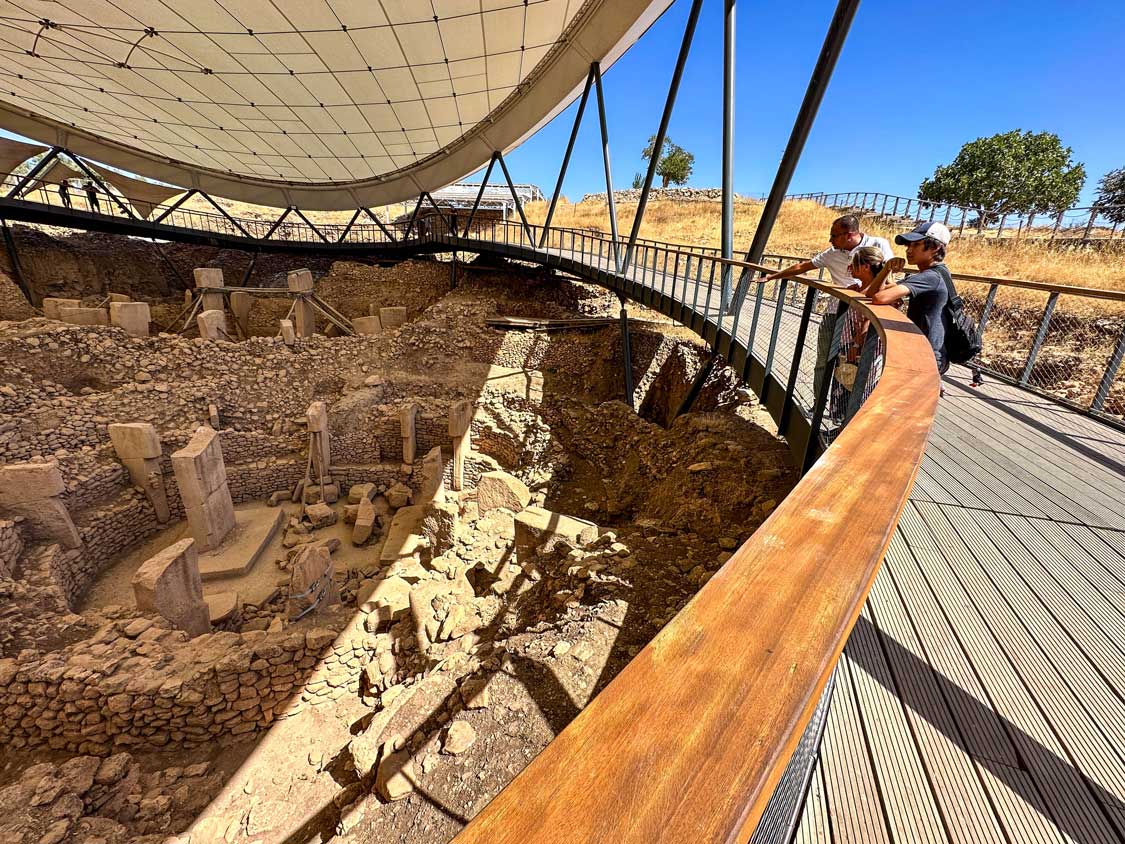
[2,497,81,548]
[379,504,427,563]
[197,507,284,581]
[42,298,80,321]
[280,319,296,345]
[108,422,162,460]
[379,306,407,329]
[132,538,210,637]
[0,460,65,504]
[59,307,108,326]
[352,316,382,335]
[287,268,315,292]
[204,590,241,625]
[514,506,599,558]
[183,485,237,550]
[193,268,223,288]
[172,428,229,504]
[109,302,150,337]
[107,292,131,303]
[197,309,228,341]
[477,471,531,513]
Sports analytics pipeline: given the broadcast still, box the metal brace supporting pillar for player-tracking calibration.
[719,0,736,310]
[462,154,499,236]
[672,352,718,420]
[1092,326,1125,413]
[7,147,60,199]
[618,294,635,410]
[1020,291,1059,385]
[540,67,595,247]
[592,64,621,272]
[743,0,860,268]
[623,0,704,275]
[0,218,36,306]
[495,152,534,243]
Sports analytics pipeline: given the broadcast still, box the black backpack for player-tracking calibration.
[934,264,982,364]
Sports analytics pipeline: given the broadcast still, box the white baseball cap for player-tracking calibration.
[895,221,951,246]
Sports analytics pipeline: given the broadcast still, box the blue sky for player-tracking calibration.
[493,0,1125,207]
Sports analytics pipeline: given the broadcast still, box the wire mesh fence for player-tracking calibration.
[789,191,1125,244]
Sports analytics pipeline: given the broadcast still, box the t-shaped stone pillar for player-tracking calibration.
[109,302,151,337]
[229,291,253,337]
[0,460,80,548]
[171,427,236,551]
[399,403,418,469]
[132,538,210,637]
[306,401,331,483]
[193,267,225,312]
[108,422,169,522]
[287,269,316,337]
[448,401,473,492]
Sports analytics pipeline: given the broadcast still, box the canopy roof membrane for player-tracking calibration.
[0,0,672,209]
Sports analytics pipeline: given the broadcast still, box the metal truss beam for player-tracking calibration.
[152,189,197,224]
[292,207,330,243]
[198,190,253,238]
[263,206,294,240]
[361,207,398,242]
[593,63,622,273]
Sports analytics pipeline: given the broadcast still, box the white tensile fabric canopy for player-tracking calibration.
[0,0,672,209]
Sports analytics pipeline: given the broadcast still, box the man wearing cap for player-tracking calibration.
[754,214,893,416]
[871,221,954,374]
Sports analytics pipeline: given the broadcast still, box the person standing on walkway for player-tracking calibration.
[755,215,893,416]
[83,181,101,213]
[57,180,71,209]
[871,221,954,375]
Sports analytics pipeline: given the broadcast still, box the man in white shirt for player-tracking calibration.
[756,215,893,417]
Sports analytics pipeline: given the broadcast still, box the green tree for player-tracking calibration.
[631,171,644,190]
[641,135,695,188]
[918,130,1085,222]
[1094,167,1125,225]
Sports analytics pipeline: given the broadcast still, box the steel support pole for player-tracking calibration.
[1020,291,1059,385]
[622,0,704,275]
[540,68,594,246]
[0,218,35,306]
[733,0,859,311]
[495,152,534,242]
[719,0,736,311]
[592,63,621,273]
[463,154,499,236]
[361,207,398,242]
[292,207,330,243]
[7,148,60,198]
[198,190,253,237]
[264,207,293,240]
[1092,326,1125,413]
[152,189,197,224]
[65,151,137,219]
[618,295,635,410]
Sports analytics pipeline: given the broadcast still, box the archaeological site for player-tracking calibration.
[0,230,796,843]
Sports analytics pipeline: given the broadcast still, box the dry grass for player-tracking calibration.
[523,198,1125,294]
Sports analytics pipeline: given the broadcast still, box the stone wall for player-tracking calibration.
[0,518,24,579]
[0,620,362,754]
[578,187,738,204]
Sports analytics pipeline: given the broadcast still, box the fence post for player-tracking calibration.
[777,286,818,434]
[1020,292,1059,385]
[1050,210,1064,243]
[1092,325,1125,413]
[976,283,999,338]
[1082,208,1097,241]
[943,205,951,225]
[957,211,967,238]
[996,213,1006,238]
[892,197,900,216]
[881,195,889,215]
[928,202,936,222]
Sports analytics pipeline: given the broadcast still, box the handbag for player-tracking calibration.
[934,264,982,364]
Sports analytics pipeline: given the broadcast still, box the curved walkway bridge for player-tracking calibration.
[4,191,1124,843]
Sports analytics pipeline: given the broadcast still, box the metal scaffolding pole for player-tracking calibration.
[462,153,499,236]
[743,0,860,266]
[622,0,704,275]
[539,67,595,247]
[618,295,635,410]
[592,63,621,272]
[719,0,736,310]
[6,148,60,199]
[495,152,534,242]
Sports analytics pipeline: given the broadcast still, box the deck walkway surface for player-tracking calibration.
[796,368,1125,843]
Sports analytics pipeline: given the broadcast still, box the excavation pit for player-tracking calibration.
[0,252,798,844]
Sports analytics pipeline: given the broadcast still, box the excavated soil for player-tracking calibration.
[0,254,796,844]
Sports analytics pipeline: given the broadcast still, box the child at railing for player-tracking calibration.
[835,248,905,402]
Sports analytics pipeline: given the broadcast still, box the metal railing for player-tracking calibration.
[789,191,1125,243]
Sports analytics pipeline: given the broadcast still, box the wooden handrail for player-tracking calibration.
[450,226,941,843]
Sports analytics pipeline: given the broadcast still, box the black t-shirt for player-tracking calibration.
[902,264,951,369]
